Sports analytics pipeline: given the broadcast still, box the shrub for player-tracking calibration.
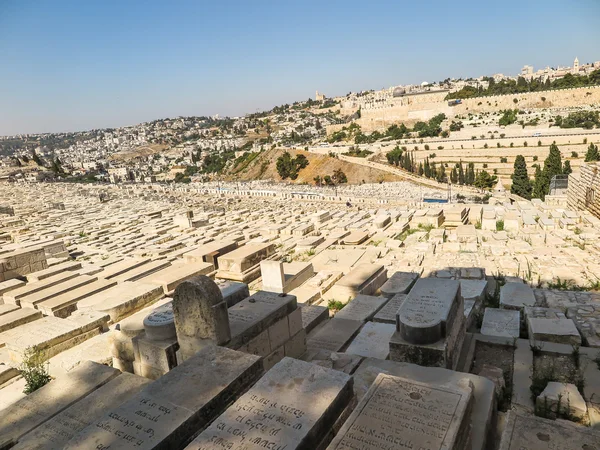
[533,155,538,161]
[496,220,505,231]
[500,157,508,163]
[571,151,578,158]
[20,347,51,394]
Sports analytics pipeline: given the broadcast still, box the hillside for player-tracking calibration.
[224,147,404,184]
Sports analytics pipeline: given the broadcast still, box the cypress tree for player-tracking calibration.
[510,155,532,199]
[585,143,599,162]
[563,160,572,175]
[532,165,545,199]
[418,162,424,176]
[458,161,465,185]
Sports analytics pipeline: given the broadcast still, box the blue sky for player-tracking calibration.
[1,0,599,135]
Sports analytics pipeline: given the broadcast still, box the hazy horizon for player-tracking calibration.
[1,0,599,136]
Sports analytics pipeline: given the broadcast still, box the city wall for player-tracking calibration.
[328,86,600,134]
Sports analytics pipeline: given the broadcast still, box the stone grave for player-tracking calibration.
[307,318,363,352]
[328,373,473,450]
[389,278,465,370]
[186,357,353,450]
[172,276,230,361]
[12,372,151,450]
[65,346,263,450]
[379,271,419,298]
[0,361,120,449]
[344,321,396,359]
[333,294,388,322]
[326,263,387,303]
[500,282,536,309]
[260,260,314,294]
[373,293,406,324]
[481,308,520,338]
[499,411,600,449]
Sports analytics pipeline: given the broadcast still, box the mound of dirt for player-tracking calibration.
[224,147,403,185]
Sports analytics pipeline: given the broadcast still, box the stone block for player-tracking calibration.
[481,308,520,338]
[187,357,353,450]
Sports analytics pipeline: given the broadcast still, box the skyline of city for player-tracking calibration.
[1,0,600,135]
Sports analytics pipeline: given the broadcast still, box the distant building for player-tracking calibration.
[315,91,326,101]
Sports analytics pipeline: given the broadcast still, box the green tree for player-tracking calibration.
[332,169,347,184]
[563,160,572,175]
[585,143,600,162]
[532,164,545,199]
[474,170,498,191]
[386,146,403,166]
[458,161,465,185]
[510,155,532,199]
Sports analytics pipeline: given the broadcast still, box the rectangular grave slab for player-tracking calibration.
[0,307,42,333]
[500,282,536,309]
[186,357,353,450]
[345,322,396,359]
[149,261,213,294]
[35,279,118,318]
[373,293,406,324]
[307,318,363,352]
[333,294,388,322]
[379,271,419,298]
[460,279,488,302]
[481,308,520,338]
[76,281,165,322]
[26,260,82,282]
[327,373,473,450]
[352,358,495,450]
[2,311,109,362]
[19,275,97,310]
[527,317,581,345]
[0,361,119,449]
[3,271,82,305]
[64,346,263,450]
[300,304,329,334]
[12,373,151,450]
[226,291,297,349]
[300,348,362,374]
[396,278,461,344]
[499,411,600,450]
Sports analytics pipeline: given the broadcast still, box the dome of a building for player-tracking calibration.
[392,87,406,97]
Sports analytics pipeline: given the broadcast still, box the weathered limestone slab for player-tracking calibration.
[19,275,97,310]
[396,278,460,345]
[536,382,587,420]
[0,361,119,449]
[481,308,520,338]
[173,276,230,360]
[373,293,406,324]
[3,271,81,305]
[110,259,172,283]
[0,303,19,316]
[13,373,151,450]
[215,280,249,307]
[379,271,419,298]
[390,278,465,370]
[307,318,363,352]
[352,358,495,450]
[0,278,26,296]
[149,261,213,294]
[460,279,488,302]
[227,290,297,350]
[328,373,473,450]
[2,311,109,362]
[333,294,388,322]
[187,357,353,450]
[217,242,275,279]
[528,317,581,345]
[183,240,238,267]
[301,348,362,374]
[26,260,82,282]
[35,279,117,318]
[65,346,263,450]
[98,257,151,280]
[500,282,536,309]
[499,411,600,449]
[326,263,387,303]
[77,281,165,322]
[0,307,43,333]
[345,321,396,359]
[300,304,329,333]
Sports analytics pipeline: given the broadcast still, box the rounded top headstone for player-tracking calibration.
[143,303,176,341]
